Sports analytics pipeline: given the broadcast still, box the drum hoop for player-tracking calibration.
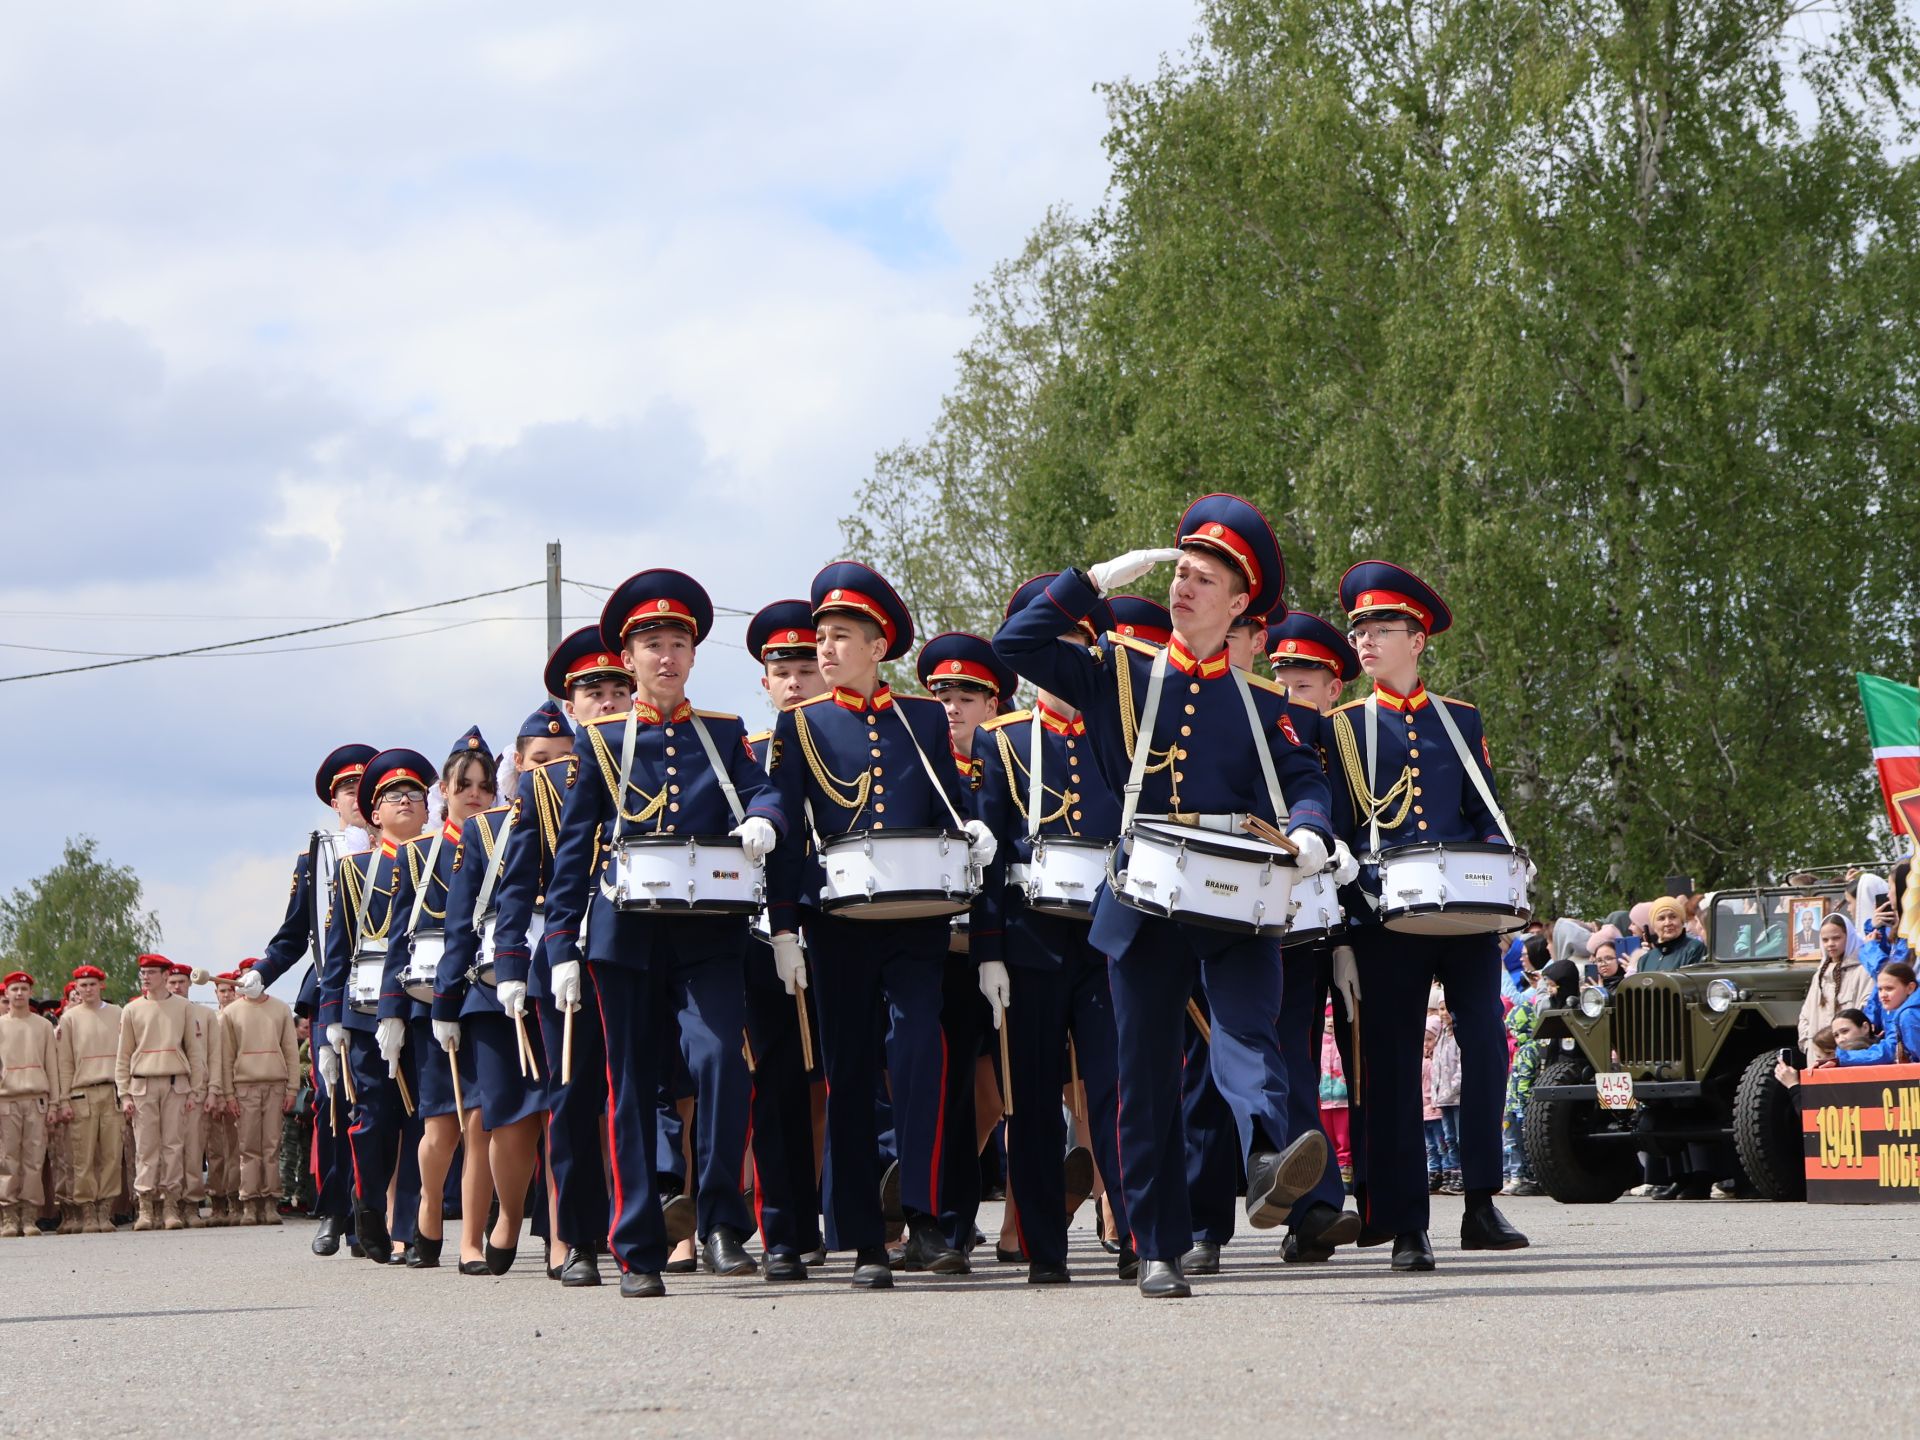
[820,827,966,850]
[1033,837,1113,858]
[1130,821,1296,867]
[1373,841,1528,862]
[615,833,750,850]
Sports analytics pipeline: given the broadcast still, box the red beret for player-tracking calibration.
[169,962,192,977]
[70,965,106,982]
[135,954,171,970]
[2,971,31,989]
[215,972,240,983]
[239,958,260,972]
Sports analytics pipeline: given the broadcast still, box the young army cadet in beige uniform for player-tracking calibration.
[115,954,209,1231]
[167,964,222,1227]
[205,972,242,1225]
[0,971,59,1238]
[221,973,299,1225]
[54,966,122,1233]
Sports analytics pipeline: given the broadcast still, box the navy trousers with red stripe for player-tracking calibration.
[1279,942,1351,1224]
[1180,993,1242,1245]
[742,944,822,1258]
[312,1059,353,1223]
[809,911,948,1253]
[345,1029,406,1217]
[535,990,608,1252]
[935,954,988,1252]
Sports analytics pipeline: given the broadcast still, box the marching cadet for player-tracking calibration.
[994,495,1338,1298]
[532,568,785,1298]
[740,599,829,1276]
[968,578,1134,1284]
[318,746,436,1263]
[115,954,209,1231]
[916,632,1013,1264]
[243,742,378,1257]
[433,706,559,1277]
[1324,562,1530,1270]
[205,972,242,1224]
[0,971,59,1238]
[220,961,300,1225]
[166,962,220,1227]
[55,965,121,1233]
[765,561,996,1289]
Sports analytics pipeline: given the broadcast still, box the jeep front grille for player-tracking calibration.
[1614,982,1687,1072]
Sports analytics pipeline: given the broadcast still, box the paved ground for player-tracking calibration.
[0,1195,1911,1438]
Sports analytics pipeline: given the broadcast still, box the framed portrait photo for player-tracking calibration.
[1789,897,1827,962]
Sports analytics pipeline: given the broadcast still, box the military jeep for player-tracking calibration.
[1524,881,1850,1203]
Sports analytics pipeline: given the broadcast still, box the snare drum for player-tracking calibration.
[1375,842,1532,936]
[1115,821,1297,936]
[468,908,544,989]
[610,835,762,916]
[1014,836,1111,921]
[348,950,384,1015]
[1283,869,1345,948]
[818,828,977,921]
[402,929,443,1003]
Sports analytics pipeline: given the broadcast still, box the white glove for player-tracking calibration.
[1331,840,1360,887]
[1331,944,1361,1011]
[495,980,527,1020]
[317,1045,341,1090]
[550,959,582,1013]
[1287,827,1330,876]
[375,1016,406,1073]
[977,960,1011,1030]
[730,816,778,865]
[771,933,808,996]
[432,1019,462,1054]
[237,970,265,999]
[1525,856,1538,885]
[325,1023,346,1053]
[1088,547,1183,596]
[963,820,998,867]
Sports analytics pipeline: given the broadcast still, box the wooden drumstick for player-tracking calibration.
[1068,1035,1086,1124]
[796,988,815,1072]
[513,1012,530,1079]
[741,1029,756,1072]
[1241,815,1300,855]
[1186,998,1213,1046]
[998,1012,1014,1117]
[339,1048,359,1106]
[519,1012,542,1082]
[1350,995,1364,1102]
[328,1081,338,1134]
[395,1064,415,1118]
[562,1004,575,1086]
[448,1048,466,1129]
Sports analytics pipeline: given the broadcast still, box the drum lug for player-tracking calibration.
[863,836,875,858]
[1437,883,1449,902]
[1174,839,1187,870]
[864,876,877,899]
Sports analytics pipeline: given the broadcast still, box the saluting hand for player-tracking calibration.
[1088,548,1183,595]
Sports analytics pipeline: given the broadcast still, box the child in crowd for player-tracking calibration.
[1318,1006,1351,1190]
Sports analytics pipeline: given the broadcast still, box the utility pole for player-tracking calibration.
[545,541,562,659]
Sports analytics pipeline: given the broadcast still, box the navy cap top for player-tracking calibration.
[1175,493,1286,620]
[916,632,1016,698]
[314,743,378,805]
[1266,610,1361,682]
[1339,560,1452,636]
[519,698,570,741]
[600,569,714,651]
[1231,611,1270,633]
[811,560,914,662]
[544,625,630,700]
[449,725,490,759]
[747,599,818,661]
[1108,595,1173,646]
[1007,573,1114,644]
[356,747,438,818]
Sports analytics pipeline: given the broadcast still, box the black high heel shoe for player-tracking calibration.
[407,1235,443,1269]
[484,1232,518,1276]
[458,1258,491,1276]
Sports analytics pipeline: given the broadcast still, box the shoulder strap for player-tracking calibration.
[350,850,382,944]
[610,712,640,845]
[1426,698,1517,846]
[404,830,449,937]
[1118,647,1170,835]
[689,711,746,825]
[1230,666,1290,827]
[888,703,968,831]
[471,811,517,931]
[1026,712,1045,842]
[1365,696,1381,856]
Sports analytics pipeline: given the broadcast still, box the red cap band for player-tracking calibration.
[619,597,698,639]
[1180,521,1261,592]
[816,587,897,648]
[928,657,1001,694]
[1348,588,1433,629]
[1270,636,1342,672]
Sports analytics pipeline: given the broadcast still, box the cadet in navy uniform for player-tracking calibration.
[740,600,829,1275]
[317,746,436,1263]
[915,631,1013,1264]
[1324,562,1530,1271]
[538,569,785,1298]
[993,495,1337,1298]
[765,562,996,1289]
[245,743,376,1258]
[969,577,1135,1284]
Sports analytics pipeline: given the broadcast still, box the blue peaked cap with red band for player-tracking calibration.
[747,599,818,661]
[1108,595,1172,646]
[1266,610,1361,682]
[314,743,378,805]
[916,632,1015,698]
[599,569,714,651]
[356,747,437,819]
[1175,493,1287,620]
[811,560,914,662]
[544,625,630,700]
[1340,560,1452,636]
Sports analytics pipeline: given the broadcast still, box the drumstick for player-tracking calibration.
[562,1004,574,1087]
[998,1012,1014,1116]
[741,1029,756,1072]
[328,1082,337,1134]
[1186,998,1213,1046]
[448,1049,466,1130]
[796,989,815,1072]
[339,1049,358,1106]
[1068,1035,1086,1124]
[513,1013,529,1079]
[518,1013,542,1082]
[1350,995,1364,1103]
[1241,816,1300,855]
[395,1064,415,1118]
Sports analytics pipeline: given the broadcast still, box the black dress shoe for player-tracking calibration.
[1062,1145,1095,1218]
[1182,1239,1221,1276]
[1460,1201,1530,1251]
[546,1261,564,1281]
[619,1270,665,1298]
[1672,1176,1714,1200]
[354,1204,391,1262]
[1282,1232,1334,1264]
[660,1194,697,1246]
[398,1242,420,1267]
[458,1259,492,1276]
[1116,1244,1139,1282]
[764,1253,808,1283]
[1245,1131,1329,1229]
[560,1246,602,1287]
[1028,1261,1072,1285]
[346,1238,366,1259]
[484,1233,517,1276]
[311,1215,344,1256]
[799,1246,827,1267]
[1294,1201,1362,1251]
[1099,1234,1120,1256]
[851,1246,894,1289]
[702,1226,759,1276]
[664,1254,698,1275]
[900,1216,969,1275]
[994,1243,1026,1264]
[1138,1259,1190,1298]
[1391,1230,1436,1272]
[1355,1223,1393,1248]
[407,1236,443,1269]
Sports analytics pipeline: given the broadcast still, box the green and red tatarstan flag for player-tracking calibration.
[1858,672,1920,837]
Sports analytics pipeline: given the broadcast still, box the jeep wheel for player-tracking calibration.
[1733,1051,1806,1201]
[1524,1060,1640,1203]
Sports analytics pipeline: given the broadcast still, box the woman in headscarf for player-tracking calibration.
[1637,896,1707,972]
[1796,913,1871,1062]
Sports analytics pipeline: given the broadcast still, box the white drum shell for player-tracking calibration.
[1283,869,1345,948]
[1019,837,1112,921]
[1377,844,1532,936]
[819,830,978,921]
[402,931,443,1003]
[348,955,383,1015]
[611,836,762,915]
[1115,823,1297,936]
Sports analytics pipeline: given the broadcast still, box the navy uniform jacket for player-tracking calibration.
[969,705,1120,970]
[541,699,786,974]
[316,840,403,1035]
[992,568,1334,959]
[378,822,463,1022]
[765,685,969,934]
[490,756,580,1000]
[432,804,516,1022]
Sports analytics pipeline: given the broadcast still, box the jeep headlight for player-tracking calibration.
[1705,979,1736,1014]
[1579,986,1608,1019]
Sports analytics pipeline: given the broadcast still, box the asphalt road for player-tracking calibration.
[0,1195,1910,1438]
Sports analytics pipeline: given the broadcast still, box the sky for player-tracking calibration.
[0,1,1198,996]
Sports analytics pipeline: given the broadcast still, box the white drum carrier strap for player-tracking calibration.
[1425,696,1517,847]
[689,712,747,826]
[1026,712,1046,843]
[1229,667,1291,830]
[404,827,449,938]
[1364,696,1382,858]
[1118,648,1170,836]
[888,704,970,832]
[471,810,516,933]
[350,848,382,945]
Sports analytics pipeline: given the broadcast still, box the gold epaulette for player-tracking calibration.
[746,728,773,746]
[979,709,1031,734]
[1244,672,1286,696]
[586,712,625,728]
[1108,632,1162,659]
[1428,692,1477,711]
[792,692,836,709]
[1331,696,1369,714]
[694,708,739,722]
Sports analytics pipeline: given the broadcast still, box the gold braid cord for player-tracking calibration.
[585,724,668,832]
[995,728,1072,829]
[1113,649,1176,776]
[1330,709,1416,834]
[793,708,872,819]
[404,841,447,923]
[349,852,397,942]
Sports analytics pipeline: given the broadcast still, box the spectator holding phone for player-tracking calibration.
[1797,913,1872,1062]
[1860,861,1913,1032]
[1589,939,1627,993]
[1638,896,1708,972]
[1834,962,1920,1067]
